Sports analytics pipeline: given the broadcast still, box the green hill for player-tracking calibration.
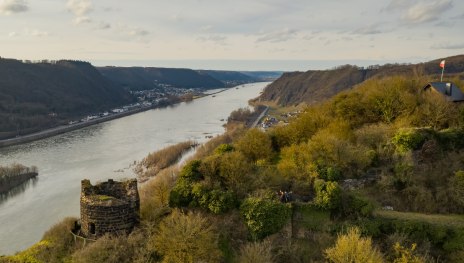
[98,67,226,91]
[0,59,133,139]
[260,54,464,106]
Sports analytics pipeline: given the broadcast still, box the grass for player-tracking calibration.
[374,210,464,228]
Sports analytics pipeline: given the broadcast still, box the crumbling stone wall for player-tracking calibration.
[80,178,139,238]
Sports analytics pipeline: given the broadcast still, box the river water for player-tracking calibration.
[0,82,267,255]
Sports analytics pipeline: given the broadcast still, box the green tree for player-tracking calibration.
[240,195,291,240]
[314,179,341,210]
[150,209,222,263]
[219,151,253,197]
[325,227,384,263]
[235,128,274,163]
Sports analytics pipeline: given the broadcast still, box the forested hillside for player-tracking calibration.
[260,54,464,106]
[0,59,133,139]
[8,70,464,262]
[98,67,225,91]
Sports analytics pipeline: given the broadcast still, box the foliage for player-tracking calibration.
[325,227,385,263]
[392,243,425,263]
[235,128,274,163]
[238,241,275,263]
[392,129,426,153]
[5,217,77,263]
[214,143,234,154]
[72,231,145,263]
[134,141,195,179]
[339,193,375,219]
[314,179,341,210]
[150,209,222,263]
[240,195,291,240]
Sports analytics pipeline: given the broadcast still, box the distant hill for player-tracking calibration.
[240,71,283,81]
[0,59,133,139]
[259,55,464,106]
[98,67,225,91]
[197,70,257,86]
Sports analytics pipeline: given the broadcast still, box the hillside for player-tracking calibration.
[0,59,133,139]
[260,54,464,106]
[197,70,258,86]
[9,73,464,262]
[98,67,225,91]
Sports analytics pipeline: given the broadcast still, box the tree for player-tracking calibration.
[325,227,384,263]
[240,194,291,240]
[150,209,222,263]
[314,179,341,210]
[235,128,274,163]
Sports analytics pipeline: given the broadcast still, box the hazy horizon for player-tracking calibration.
[1,0,463,67]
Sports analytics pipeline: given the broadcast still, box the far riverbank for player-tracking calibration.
[0,86,239,149]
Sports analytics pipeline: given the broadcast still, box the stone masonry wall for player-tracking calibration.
[80,178,139,238]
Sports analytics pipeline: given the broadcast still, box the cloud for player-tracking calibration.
[431,42,464,49]
[383,0,416,11]
[29,29,48,37]
[256,28,297,43]
[96,21,111,30]
[353,24,384,35]
[197,35,228,46]
[128,28,149,37]
[0,0,28,15]
[73,16,92,25]
[67,0,92,16]
[402,0,453,24]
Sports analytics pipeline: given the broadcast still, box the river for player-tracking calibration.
[0,82,267,255]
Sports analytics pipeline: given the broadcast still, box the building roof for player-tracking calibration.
[423,82,464,102]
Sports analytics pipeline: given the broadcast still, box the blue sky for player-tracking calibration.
[1,0,463,70]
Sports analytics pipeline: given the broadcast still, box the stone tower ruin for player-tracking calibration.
[80,178,139,238]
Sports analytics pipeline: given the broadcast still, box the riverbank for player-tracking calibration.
[0,105,156,148]
[0,86,242,149]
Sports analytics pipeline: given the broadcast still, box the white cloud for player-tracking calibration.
[8,31,17,37]
[128,28,149,37]
[67,0,92,16]
[402,0,453,24]
[0,0,28,15]
[73,16,92,25]
[256,28,298,43]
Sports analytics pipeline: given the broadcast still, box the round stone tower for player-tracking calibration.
[80,178,139,238]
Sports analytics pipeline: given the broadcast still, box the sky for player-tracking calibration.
[0,0,463,71]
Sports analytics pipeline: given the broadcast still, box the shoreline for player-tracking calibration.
[0,106,154,148]
[0,85,245,149]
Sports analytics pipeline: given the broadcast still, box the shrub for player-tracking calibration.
[149,209,222,263]
[392,129,426,153]
[238,241,275,263]
[240,195,291,240]
[214,143,234,154]
[325,227,385,263]
[235,128,274,163]
[340,193,375,219]
[314,179,341,211]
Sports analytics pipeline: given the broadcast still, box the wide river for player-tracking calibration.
[0,82,267,255]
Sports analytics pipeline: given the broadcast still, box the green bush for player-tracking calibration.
[240,195,291,240]
[314,179,341,210]
[392,129,426,152]
[214,143,234,154]
[340,193,375,219]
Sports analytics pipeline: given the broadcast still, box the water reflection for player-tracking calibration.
[0,177,38,205]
